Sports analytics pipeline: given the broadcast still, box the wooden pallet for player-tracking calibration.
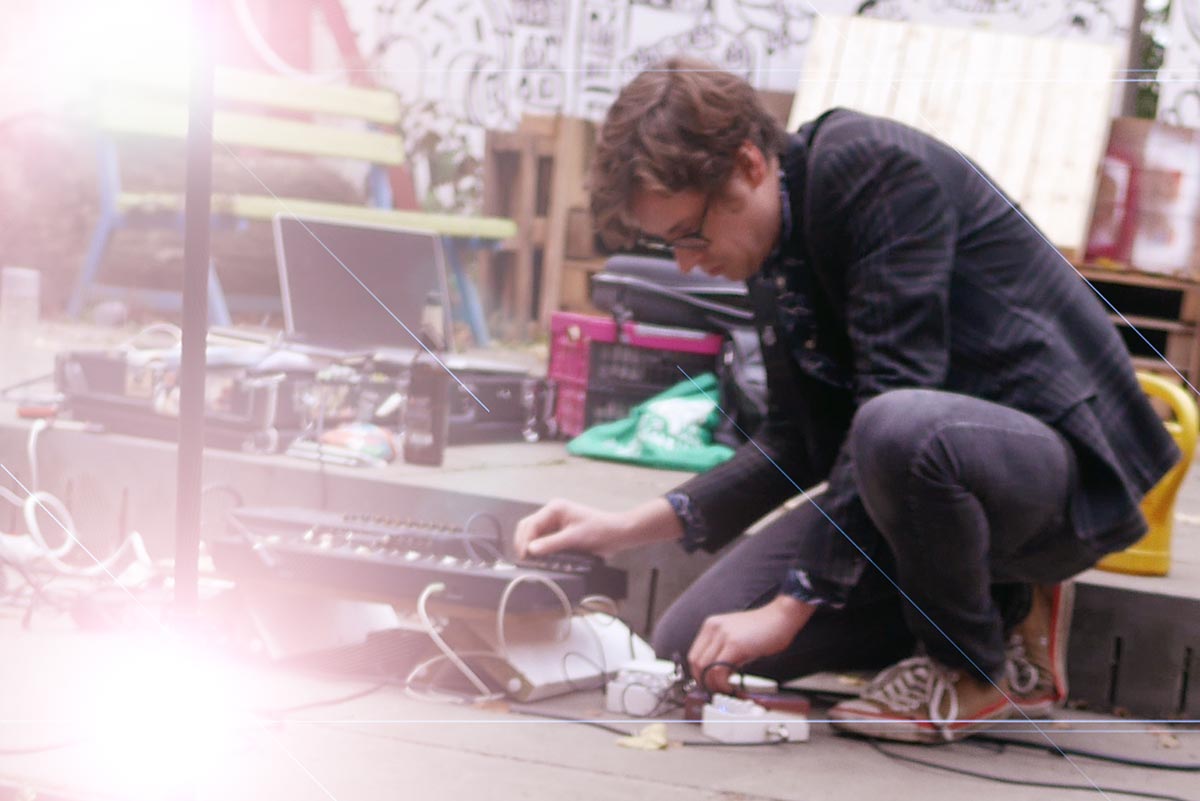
[1076,263,1200,383]
[789,15,1120,258]
[480,116,601,336]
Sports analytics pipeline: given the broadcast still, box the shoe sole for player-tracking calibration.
[829,699,1015,744]
[1014,581,1075,717]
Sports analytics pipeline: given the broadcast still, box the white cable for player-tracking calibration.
[18,409,154,578]
[39,532,152,579]
[120,322,182,351]
[26,418,47,491]
[578,594,620,618]
[22,491,75,560]
[578,593,636,660]
[415,582,501,701]
[494,573,573,661]
[402,651,511,704]
[0,486,25,509]
[23,492,149,577]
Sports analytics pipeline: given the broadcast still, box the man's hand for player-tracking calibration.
[513,497,685,560]
[688,595,816,693]
[513,499,631,559]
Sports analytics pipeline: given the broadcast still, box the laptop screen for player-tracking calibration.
[273,215,453,354]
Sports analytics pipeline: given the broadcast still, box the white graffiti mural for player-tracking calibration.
[345,0,1136,125]
[1159,0,1200,127]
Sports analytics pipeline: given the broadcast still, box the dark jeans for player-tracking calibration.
[652,389,1101,681]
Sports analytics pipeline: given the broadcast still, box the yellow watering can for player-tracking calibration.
[1097,371,1198,576]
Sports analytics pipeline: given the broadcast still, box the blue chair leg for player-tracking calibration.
[445,239,489,347]
[67,210,120,319]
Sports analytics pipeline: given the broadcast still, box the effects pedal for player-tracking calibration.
[684,687,811,721]
[701,693,809,744]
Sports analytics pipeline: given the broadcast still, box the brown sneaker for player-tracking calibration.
[828,656,1014,743]
[1004,582,1075,716]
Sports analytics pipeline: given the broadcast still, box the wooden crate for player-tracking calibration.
[480,116,601,336]
[1076,264,1200,383]
[480,88,799,331]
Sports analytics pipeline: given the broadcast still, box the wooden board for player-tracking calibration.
[116,192,517,240]
[788,16,1120,255]
[99,94,407,166]
[104,64,403,124]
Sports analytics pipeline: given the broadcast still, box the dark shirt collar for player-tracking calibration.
[767,169,792,264]
[757,132,809,287]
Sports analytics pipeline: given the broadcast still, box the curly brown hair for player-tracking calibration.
[589,56,787,250]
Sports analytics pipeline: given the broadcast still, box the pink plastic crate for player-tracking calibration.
[549,312,724,437]
[554,380,588,439]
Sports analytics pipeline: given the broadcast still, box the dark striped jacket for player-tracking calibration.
[673,108,1180,603]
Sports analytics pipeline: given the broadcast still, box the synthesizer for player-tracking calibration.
[210,506,627,613]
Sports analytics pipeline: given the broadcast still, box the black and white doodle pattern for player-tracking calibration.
[348,0,1136,124]
[860,0,1126,39]
[340,0,1144,207]
[513,0,570,28]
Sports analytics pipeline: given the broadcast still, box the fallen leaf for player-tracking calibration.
[616,722,670,751]
[1156,732,1181,749]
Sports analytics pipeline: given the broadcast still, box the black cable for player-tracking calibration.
[257,678,396,718]
[561,650,608,693]
[867,740,1196,801]
[698,660,748,696]
[973,733,1200,772]
[683,737,793,748]
[479,705,636,737]
[0,553,54,604]
[0,555,73,630]
[0,372,56,400]
[505,705,798,748]
[462,512,504,548]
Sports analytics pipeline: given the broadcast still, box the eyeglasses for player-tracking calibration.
[636,194,712,256]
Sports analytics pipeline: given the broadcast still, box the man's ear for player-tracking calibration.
[735,141,768,186]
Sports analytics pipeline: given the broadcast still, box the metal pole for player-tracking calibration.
[175,0,214,617]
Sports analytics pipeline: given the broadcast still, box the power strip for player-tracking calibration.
[701,694,809,744]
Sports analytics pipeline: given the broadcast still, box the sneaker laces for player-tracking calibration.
[861,656,960,738]
[1004,633,1040,695]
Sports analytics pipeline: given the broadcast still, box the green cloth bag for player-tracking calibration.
[566,372,735,472]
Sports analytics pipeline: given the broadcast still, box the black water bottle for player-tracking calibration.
[403,352,449,466]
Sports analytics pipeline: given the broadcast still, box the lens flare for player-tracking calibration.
[84,634,252,799]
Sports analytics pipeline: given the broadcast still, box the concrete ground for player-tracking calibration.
[0,323,1197,800]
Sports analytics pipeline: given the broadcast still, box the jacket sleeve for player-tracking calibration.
[665,371,845,554]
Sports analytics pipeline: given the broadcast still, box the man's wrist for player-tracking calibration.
[619,497,684,549]
[769,593,816,637]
